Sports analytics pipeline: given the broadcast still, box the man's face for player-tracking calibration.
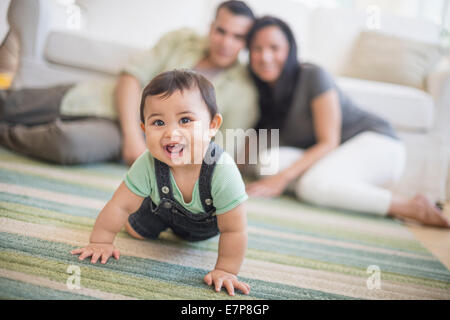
[208,8,253,68]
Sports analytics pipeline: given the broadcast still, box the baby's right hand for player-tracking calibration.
[70,243,120,264]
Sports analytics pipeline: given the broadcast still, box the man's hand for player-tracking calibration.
[71,243,120,264]
[204,269,250,296]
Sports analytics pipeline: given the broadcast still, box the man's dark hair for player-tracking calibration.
[140,69,218,123]
[215,0,255,20]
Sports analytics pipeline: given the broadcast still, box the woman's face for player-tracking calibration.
[249,25,290,85]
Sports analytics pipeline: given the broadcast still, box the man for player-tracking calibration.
[0,1,258,166]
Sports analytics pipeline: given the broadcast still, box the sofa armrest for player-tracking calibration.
[426,59,450,134]
[427,59,450,99]
[7,0,65,60]
[45,31,143,75]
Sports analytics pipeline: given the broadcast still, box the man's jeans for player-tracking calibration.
[0,85,122,164]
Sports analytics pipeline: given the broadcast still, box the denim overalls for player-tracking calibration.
[128,142,223,241]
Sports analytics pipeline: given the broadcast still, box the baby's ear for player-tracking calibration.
[209,113,223,137]
[140,122,145,132]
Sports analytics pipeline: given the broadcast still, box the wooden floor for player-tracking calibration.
[406,203,450,269]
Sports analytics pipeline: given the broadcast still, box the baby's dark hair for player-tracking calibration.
[140,69,218,123]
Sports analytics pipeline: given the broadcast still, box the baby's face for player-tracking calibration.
[141,88,221,167]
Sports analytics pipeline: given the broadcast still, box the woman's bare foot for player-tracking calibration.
[389,194,450,228]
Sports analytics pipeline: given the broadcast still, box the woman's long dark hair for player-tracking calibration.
[247,16,301,130]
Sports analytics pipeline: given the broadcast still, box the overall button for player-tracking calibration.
[205,198,213,206]
[163,201,172,209]
[171,208,178,214]
[161,186,170,194]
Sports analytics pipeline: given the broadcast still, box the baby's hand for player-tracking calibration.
[70,243,120,264]
[204,269,250,296]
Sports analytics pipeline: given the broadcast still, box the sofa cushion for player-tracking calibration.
[44,31,142,75]
[342,31,443,90]
[306,8,442,75]
[337,77,434,131]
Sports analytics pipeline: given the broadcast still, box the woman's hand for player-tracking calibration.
[71,243,120,264]
[246,172,291,198]
[204,269,250,296]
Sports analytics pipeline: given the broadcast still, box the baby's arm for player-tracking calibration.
[71,182,144,264]
[204,203,250,296]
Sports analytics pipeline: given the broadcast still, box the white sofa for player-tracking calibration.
[6,0,450,201]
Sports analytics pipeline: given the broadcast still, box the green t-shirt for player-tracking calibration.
[124,149,248,215]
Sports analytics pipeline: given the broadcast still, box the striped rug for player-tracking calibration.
[0,146,449,300]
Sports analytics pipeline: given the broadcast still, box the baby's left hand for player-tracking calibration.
[204,269,250,296]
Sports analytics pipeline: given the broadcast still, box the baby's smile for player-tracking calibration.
[163,142,186,160]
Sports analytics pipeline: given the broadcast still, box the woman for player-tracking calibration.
[245,16,449,228]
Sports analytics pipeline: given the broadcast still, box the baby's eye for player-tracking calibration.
[180,117,191,124]
[152,119,165,126]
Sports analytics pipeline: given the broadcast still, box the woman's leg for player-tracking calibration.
[295,131,449,227]
[295,132,403,214]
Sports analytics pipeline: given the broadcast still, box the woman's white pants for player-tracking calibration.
[256,131,406,216]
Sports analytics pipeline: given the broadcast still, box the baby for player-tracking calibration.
[71,69,250,296]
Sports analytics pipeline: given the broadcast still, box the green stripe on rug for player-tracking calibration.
[2,198,447,283]
[3,211,448,293]
[179,239,450,291]
[0,194,99,219]
[0,232,353,300]
[0,277,97,300]
[0,147,126,178]
[1,195,449,285]
[0,201,96,232]
[0,189,428,255]
[247,211,429,254]
[246,234,450,282]
[0,169,112,201]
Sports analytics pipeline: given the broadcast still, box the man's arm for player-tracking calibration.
[114,73,147,165]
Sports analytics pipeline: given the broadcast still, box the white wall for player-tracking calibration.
[75,0,213,49]
[72,0,312,50]
[4,0,443,49]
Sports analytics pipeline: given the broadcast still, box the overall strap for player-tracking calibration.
[153,141,224,212]
[154,158,175,201]
[198,141,224,213]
